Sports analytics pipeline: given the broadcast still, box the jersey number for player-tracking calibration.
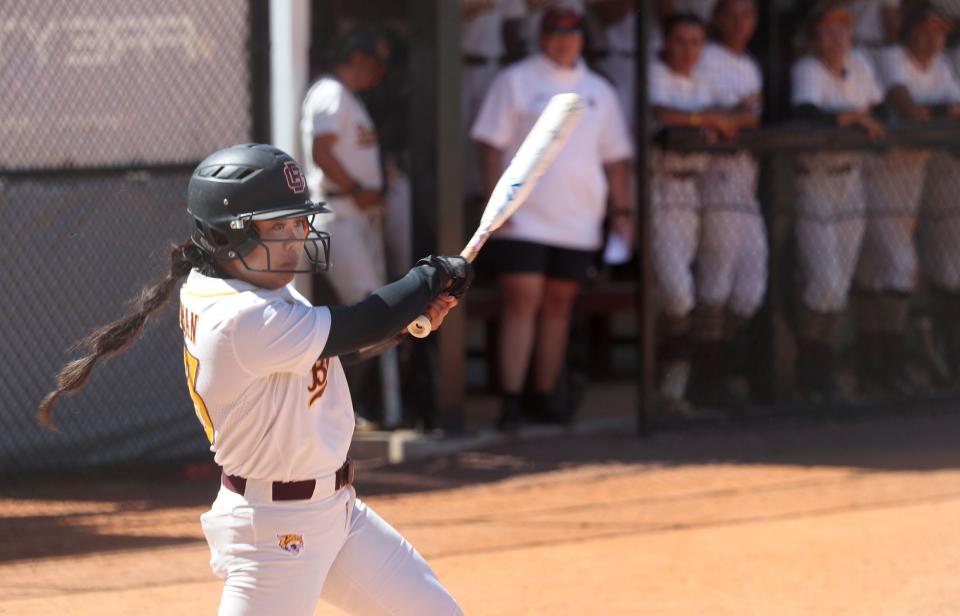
[183,347,214,443]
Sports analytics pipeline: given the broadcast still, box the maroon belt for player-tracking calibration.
[222,458,356,501]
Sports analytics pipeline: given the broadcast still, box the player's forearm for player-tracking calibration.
[653,106,708,129]
[312,139,362,191]
[603,160,631,212]
[886,86,930,122]
[321,262,448,358]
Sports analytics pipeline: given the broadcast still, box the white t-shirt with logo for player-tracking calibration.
[471,54,632,250]
[697,42,762,111]
[179,271,353,482]
[462,0,527,58]
[300,76,382,212]
[876,45,960,106]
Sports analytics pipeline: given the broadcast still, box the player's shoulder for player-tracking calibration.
[303,75,346,107]
[181,271,290,318]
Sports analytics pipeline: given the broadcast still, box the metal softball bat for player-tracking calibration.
[407,93,585,338]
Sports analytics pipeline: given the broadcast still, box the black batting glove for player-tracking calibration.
[416,255,474,299]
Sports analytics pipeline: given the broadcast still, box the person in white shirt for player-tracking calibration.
[301,26,400,426]
[790,6,885,404]
[37,144,471,615]
[462,0,527,201]
[648,13,756,417]
[857,4,960,394]
[690,0,767,407]
[472,8,633,431]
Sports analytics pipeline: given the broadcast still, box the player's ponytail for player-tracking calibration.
[37,242,208,430]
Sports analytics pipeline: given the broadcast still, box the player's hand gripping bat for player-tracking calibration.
[407,92,585,338]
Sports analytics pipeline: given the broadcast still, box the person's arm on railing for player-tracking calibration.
[792,104,885,141]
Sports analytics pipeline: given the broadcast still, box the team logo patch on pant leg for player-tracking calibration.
[277,533,305,555]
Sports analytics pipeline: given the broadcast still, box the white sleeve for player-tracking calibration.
[938,58,960,103]
[791,59,820,106]
[649,62,672,107]
[470,70,516,149]
[306,83,345,138]
[599,89,633,163]
[877,48,906,91]
[231,302,332,377]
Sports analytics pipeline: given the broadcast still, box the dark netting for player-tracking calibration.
[0,0,258,474]
[0,170,209,472]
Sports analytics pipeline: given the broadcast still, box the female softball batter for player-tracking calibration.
[38,144,469,615]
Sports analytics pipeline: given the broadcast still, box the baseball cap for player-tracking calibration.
[335,25,391,65]
[540,8,583,36]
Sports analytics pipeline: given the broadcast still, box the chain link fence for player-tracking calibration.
[651,126,960,418]
[0,0,262,475]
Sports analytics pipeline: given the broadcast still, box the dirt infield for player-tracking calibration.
[2,406,960,615]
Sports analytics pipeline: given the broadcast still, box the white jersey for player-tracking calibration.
[650,57,713,114]
[462,0,526,58]
[649,58,712,171]
[791,50,883,112]
[792,50,882,172]
[300,76,382,211]
[697,42,762,111]
[179,270,353,482]
[471,54,632,250]
[876,46,960,106]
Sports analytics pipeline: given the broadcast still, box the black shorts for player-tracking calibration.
[478,238,597,284]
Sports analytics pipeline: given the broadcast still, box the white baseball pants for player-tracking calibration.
[794,154,866,312]
[856,149,930,293]
[201,484,461,616]
[697,152,768,317]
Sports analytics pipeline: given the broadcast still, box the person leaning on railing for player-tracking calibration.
[648,12,758,418]
[789,6,885,405]
[855,2,960,395]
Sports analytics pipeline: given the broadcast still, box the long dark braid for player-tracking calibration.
[37,242,209,429]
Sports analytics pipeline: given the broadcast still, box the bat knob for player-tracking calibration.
[407,315,432,339]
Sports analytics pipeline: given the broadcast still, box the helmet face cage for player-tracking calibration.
[187,144,335,274]
[234,213,331,273]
